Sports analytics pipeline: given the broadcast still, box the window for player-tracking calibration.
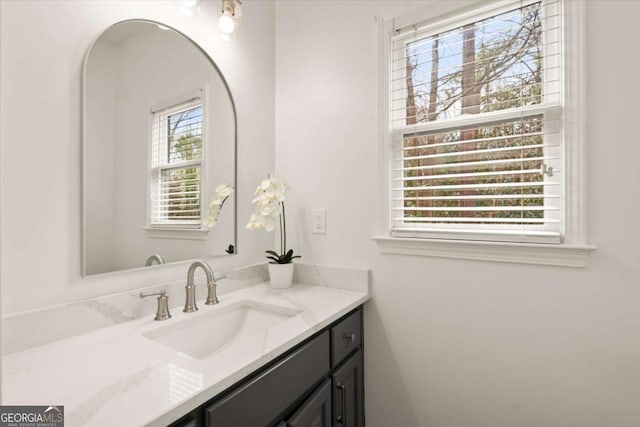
[149,95,204,229]
[389,0,563,244]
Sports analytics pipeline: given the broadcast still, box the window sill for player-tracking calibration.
[373,236,595,268]
[142,227,208,241]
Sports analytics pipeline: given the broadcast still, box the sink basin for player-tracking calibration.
[142,300,301,359]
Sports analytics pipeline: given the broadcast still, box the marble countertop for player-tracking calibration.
[2,281,369,426]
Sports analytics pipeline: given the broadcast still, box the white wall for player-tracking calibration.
[0,0,275,313]
[275,1,640,426]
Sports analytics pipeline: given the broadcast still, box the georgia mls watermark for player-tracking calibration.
[0,406,63,427]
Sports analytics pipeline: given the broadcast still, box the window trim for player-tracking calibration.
[373,236,594,268]
[142,226,208,241]
[375,0,595,267]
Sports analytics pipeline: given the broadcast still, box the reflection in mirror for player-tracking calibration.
[83,20,236,277]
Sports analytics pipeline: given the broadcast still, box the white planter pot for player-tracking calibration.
[268,263,294,289]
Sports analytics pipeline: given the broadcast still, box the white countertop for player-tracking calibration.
[2,282,369,426]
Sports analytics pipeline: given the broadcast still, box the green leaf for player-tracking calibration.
[264,247,301,264]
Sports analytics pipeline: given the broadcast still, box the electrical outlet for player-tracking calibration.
[312,209,326,234]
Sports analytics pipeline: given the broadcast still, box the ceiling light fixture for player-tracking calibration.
[174,0,201,17]
[218,0,242,35]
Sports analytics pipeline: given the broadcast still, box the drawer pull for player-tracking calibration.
[343,333,356,343]
[336,382,346,424]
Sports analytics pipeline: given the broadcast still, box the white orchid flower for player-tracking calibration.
[263,189,275,201]
[206,209,220,227]
[271,181,286,197]
[205,183,234,229]
[260,201,280,217]
[269,175,282,185]
[246,213,262,230]
[205,204,221,228]
[263,216,276,232]
[246,175,299,263]
[215,184,234,198]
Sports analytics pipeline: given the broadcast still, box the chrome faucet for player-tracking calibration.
[145,254,165,266]
[184,260,219,312]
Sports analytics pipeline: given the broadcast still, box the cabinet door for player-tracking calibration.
[287,379,332,427]
[332,351,363,427]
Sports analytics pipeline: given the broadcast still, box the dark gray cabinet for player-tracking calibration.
[332,351,363,427]
[168,306,364,427]
[287,379,332,427]
[170,415,196,427]
[205,331,330,426]
[331,310,361,367]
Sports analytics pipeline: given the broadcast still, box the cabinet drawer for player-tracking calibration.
[331,309,362,367]
[205,331,330,427]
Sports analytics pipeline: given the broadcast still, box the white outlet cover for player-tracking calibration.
[312,209,326,234]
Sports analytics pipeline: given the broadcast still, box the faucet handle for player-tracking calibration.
[140,290,172,321]
[139,289,166,298]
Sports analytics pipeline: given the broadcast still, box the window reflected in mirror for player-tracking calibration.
[83,20,236,276]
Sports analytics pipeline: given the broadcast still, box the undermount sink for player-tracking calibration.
[142,300,301,359]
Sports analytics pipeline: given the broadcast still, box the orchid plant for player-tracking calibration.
[246,175,301,264]
[204,183,234,229]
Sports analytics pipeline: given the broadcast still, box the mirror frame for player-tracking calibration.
[81,19,238,277]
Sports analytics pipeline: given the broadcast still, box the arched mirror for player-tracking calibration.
[82,20,236,277]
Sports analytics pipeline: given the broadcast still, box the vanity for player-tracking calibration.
[1,264,369,426]
[173,306,364,427]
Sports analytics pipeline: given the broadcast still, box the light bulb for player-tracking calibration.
[174,0,201,17]
[218,14,236,34]
[218,0,242,35]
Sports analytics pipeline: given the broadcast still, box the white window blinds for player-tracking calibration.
[389,0,563,243]
[150,96,204,227]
